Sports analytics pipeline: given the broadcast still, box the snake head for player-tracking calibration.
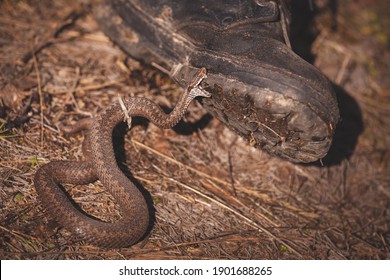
[188,67,211,99]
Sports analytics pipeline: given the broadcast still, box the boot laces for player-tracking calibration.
[255,0,292,48]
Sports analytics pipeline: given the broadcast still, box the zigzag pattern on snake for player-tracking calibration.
[34,68,210,248]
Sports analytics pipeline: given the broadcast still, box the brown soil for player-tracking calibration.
[0,0,389,259]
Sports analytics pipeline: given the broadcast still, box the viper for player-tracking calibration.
[34,68,210,248]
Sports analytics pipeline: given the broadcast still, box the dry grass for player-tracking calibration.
[0,0,389,259]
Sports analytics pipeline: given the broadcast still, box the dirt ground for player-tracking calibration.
[0,0,389,259]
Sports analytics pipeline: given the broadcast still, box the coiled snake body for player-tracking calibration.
[34,68,210,248]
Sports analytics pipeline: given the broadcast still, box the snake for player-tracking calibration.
[34,68,210,248]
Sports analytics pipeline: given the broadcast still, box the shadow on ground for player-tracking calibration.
[322,85,364,165]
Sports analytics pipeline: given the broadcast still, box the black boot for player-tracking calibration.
[94,0,339,163]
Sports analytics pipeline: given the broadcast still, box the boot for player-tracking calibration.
[94,0,339,163]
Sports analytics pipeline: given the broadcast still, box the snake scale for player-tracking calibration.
[34,68,210,248]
